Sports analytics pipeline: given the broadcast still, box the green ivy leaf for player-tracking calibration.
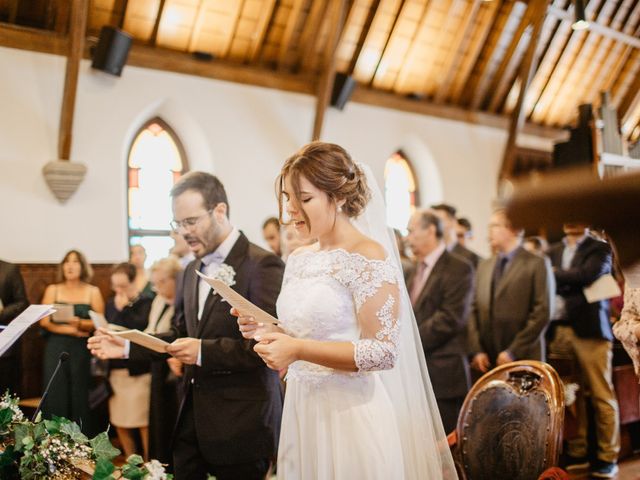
[126,454,144,466]
[0,408,12,430]
[92,457,116,480]
[121,463,147,479]
[60,420,89,444]
[90,432,120,461]
[44,417,62,434]
[12,424,31,452]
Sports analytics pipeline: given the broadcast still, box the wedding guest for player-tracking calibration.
[147,257,182,466]
[524,236,549,257]
[432,203,480,268]
[106,263,153,459]
[0,259,29,393]
[394,228,414,275]
[262,216,282,257]
[39,250,105,436]
[456,217,474,248]
[170,230,195,268]
[89,171,284,480]
[129,244,154,297]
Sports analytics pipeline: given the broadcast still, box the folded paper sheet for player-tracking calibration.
[0,305,55,356]
[110,329,170,353]
[583,274,622,303]
[196,271,279,325]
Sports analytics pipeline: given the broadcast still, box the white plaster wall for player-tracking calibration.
[0,46,515,263]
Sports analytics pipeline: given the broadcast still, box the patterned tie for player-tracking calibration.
[410,261,428,306]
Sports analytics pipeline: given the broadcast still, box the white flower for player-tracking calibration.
[212,263,236,287]
[144,459,167,479]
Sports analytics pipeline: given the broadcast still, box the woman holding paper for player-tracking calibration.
[106,262,153,459]
[40,249,105,436]
[235,142,455,479]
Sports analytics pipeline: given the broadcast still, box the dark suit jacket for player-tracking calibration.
[452,243,481,269]
[467,247,554,364]
[548,236,613,340]
[0,260,28,325]
[409,250,474,399]
[130,232,284,465]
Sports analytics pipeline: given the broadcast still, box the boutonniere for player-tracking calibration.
[212,263,236,287]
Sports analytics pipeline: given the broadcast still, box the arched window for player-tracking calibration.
[384,150,419,233]
[128,118,188,267]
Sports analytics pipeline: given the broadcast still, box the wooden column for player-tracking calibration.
[58,0,89,161]
[312,0,348,141]
[498,0,549,185]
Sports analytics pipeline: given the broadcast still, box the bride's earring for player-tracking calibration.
[337,206,343,214]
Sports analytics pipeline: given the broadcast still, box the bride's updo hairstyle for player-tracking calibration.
[277,142,371,228]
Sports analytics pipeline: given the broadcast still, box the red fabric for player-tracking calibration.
[537,467,569,480]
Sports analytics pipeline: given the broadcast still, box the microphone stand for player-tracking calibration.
[32,351,69,422]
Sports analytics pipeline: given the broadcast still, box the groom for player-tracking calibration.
[90,172,284,479]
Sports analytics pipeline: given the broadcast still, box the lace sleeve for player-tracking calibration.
[344,258,401,372]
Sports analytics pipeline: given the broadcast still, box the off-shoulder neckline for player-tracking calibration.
[289,247,391,264]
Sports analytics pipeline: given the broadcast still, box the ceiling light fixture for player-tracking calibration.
[572,0,589,30]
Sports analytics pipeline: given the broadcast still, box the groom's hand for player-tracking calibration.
[167,338,201,365]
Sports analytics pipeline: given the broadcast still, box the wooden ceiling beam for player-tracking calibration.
[446,0,500,104]
[54,0,71,33]
[499,0,549,183]
[187,1,208,52]
[345,0,380,76]
[148,0,167,46]
[620,65,640,130]
[459,0,516,107]
[277,0,306,70]
[367,0,406,87]
[0,23,68,54]
[247,0,277,63]
[351,86,565,139]
[433,0,483,103]
[312,0,348,140]
[222,0,247,58]
[554,0,635,126]
[470,1,528,111]
[294,0,329,72]
[59,0,90,161]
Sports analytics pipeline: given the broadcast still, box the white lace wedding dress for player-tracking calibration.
[276,248,420,479]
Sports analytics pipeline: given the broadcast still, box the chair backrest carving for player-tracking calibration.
[456,361,564,480]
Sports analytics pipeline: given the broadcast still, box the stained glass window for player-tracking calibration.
[384,151,419,234]
[127,118,187,267]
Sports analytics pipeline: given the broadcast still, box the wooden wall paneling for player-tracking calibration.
[459,0,516,107]
[470,0,528,111]
[16,264,114,399]
[312,0,348,141]
[186,0,208,52]
[336,0,380,75]
[432,0,482,103]
[392,0,438,94]
[155,0,198,50]
[530,0,605,124]
[546,0,619,126]
[586,2,640,109]
[220,0,247,58]
[445,0,500,104]
[247,0,277,62]
[226,0,256,60]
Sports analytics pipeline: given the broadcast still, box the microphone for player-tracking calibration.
[32,352,69,422]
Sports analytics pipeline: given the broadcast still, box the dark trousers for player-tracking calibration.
[437,396,465,434]
[173,391,270,480]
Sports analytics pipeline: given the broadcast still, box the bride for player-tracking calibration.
[235,142,456,479]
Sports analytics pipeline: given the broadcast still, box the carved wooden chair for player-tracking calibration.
[449,361,565,480]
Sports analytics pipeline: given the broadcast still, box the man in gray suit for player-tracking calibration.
[406,210,474,432]
[468,209,554,373]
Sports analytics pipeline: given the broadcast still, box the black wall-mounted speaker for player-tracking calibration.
[330,73,356,110]
[91,26,132,76]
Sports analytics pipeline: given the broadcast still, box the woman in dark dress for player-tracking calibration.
[40,250,105,437]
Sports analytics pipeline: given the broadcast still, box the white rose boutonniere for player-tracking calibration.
[212,263,236,287]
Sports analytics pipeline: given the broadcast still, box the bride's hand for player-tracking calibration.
[253,333,300,371]
[231,307,282,339]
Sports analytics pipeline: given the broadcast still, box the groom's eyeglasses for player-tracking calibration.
[170,210,213,232]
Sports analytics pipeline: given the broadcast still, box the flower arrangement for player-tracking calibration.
[212,263,236,287]
[0,391,172,480]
